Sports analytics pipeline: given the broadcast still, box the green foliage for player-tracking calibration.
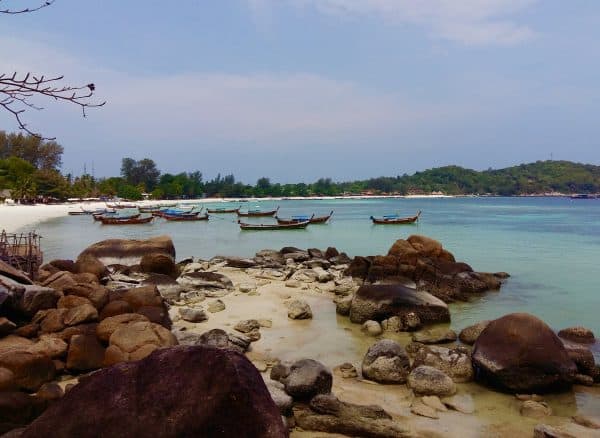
[120,157,160,191]
[0,131,63,170]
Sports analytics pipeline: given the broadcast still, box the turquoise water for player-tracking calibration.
[25,197,600,338]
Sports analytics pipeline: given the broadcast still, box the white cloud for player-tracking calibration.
[270,0,538,45]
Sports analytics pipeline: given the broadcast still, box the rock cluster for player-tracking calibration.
[346,235,508,302]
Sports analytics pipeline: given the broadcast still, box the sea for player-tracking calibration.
[25,196,600,339]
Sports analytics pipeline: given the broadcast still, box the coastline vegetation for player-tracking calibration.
[1,131,600,201]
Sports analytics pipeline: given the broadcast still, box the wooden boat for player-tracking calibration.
[238,219,310,230]
[276,211,333,225]
[207,206,240,213]
[163,213,209,221]
[68,210,88,216]
[570,194,597,199]
[370,211,421,224]
[106,203,138,209]
[93,212,138,221]
[237,206,279,217]
[153,207,200,218]
[100,215,153,225]
[139,206,161,213]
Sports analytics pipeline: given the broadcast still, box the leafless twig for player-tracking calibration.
[0,0,55,14]
[0,72,106,139]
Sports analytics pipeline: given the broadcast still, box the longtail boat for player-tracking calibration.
[207,206,240,213]
[237,206,279,217]
[370,211,421,224]
[276,210,333,225]
[238,218,310,230]
[100,215,153,225]
[139,206,161,213]
[163,213,209,221]
[153,207,200,218]
[93,212,137,221]
[106,203,138,209]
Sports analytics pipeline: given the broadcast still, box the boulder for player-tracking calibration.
[194,329,250,353]
[472,313,577,392]
[533,424,577,438]
[96,313,150,342]
[121,285,163,309]
[35,309,67,333]
[361,320,383,337]
[234,319,260,334]
[12,285,61,317]
[361,339,410,384]
[63,304,98,326]
[98,300,133,320]
[265,380,293,415]
[287,299,312,320]
[412,328,457,344]
[459,320,491,345]
[66,334,106,371]
[57,295,92,309]
[412,345,473,382]
[0,317,16,337]
[561,340,596,377]
[74,254,107,280]
[0,391,46,435]
[407,365,456,397]
[46,259,76,273]
[349,284,450,325]
[520,400,552,418]
[283,359,332,400]
[77,236,176,267]
[0,350,55,392]
[442,393,475,414]
[557,327,595,344]
[293,394,410,438]
[28,336,68,359]
[63,284,108,310]
[178,307,208,323]
[0,367,16,391]
[40,271,77,292]
[104,321,177,366]
[207,299,225,313]
[20,346,287,438]
[222,256,257,269]
[0,260,32,285]
[407,235,443,257]
[141,274,183,304]
[176,271,233,294]
[140,253,178,279]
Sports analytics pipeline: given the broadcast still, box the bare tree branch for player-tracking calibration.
[0,73,106,139]
[0,0,55,14]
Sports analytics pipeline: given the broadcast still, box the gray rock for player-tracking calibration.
[459,320,491,345]
[362,320,383,336]
[349,284,450,325]
[265,380,293,415]
[407,365,456,396]
[207,299,225,313]
[533,424,577,438]
[234,319,260,333]
[520,400,552,418]
[412,345,474,382]
[421,395,447,412]
[222,256,257,269]
[283,359,332,400]
[294,394,410,438]
[442,393,475,414]
[238,283,256,293]
[410,401,439,419]
[177,271,233,291]
[178,307,208,323]
[557,326,596,344]
[362,339,410,384]
[287,299,312,320]
[412,328,457,344]
[334,295,352,316]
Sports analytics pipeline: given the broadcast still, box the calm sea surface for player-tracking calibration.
[25,197,600,337]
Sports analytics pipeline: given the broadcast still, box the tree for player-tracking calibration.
[0,131,64,169]
[120,157,160,192]
[0,1,104,138]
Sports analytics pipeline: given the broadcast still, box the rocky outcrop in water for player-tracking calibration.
[346,235,508,302]
[77,235,176,267]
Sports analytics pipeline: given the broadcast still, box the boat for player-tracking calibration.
[93,212,137,221]
[100,215,153,225]
[68,210,88,216]
[570,194,597,199]
[153,207,200,218]
[106,203,138,209]
[163,213,209,221]
[276,211,333,225]
[370,211,421,224]
[237,206,280,217]
[139,206,161,213]
[238,219,310,230]
[207,206,240,213]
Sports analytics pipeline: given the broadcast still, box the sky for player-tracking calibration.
[0,0,599,183]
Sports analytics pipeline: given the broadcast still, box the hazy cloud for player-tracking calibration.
[260,0,538,45]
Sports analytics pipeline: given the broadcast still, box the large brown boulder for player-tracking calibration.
[0,350,55,392]
[407,235,443,257]
[0,260,33,285]
[472,313,577,392]
[63,283,109,310]
[104,321,177,366]
[21,346,287,438]
[66,334,106,372]
[96,313,149,342]
[140,254,178,279]
[349,284,450,325]
[77,236,175,267]
[74,254,107,280]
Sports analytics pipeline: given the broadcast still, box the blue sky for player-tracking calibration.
[1,0,599,182]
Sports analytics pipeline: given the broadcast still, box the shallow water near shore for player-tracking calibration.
[27,196,600,337]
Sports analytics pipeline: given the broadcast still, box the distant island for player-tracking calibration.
[1,131,599,201]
